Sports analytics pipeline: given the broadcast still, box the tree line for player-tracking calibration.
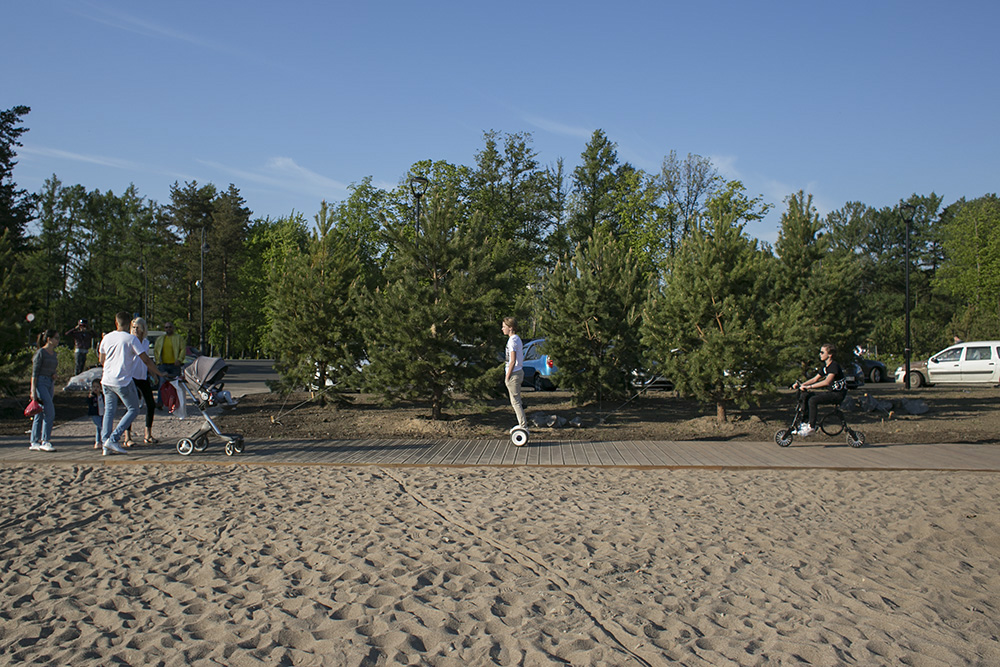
[3,106,998,419]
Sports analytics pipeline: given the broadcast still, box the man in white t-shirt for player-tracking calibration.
[502,317,528,432]
[99,311,163,455]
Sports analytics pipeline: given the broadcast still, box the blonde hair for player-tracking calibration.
[131,317,148,341]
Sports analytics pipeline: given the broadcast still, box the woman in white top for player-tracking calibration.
[126,317,158,445]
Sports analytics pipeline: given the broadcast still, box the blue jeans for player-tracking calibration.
[91,415,102,444]
[30,376,55,445]
[102,382,140,445]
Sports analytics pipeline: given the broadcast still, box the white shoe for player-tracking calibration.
[103,440,129,456]
[28,443,41,451]
[38,442,55,452]
[797,425,815,437]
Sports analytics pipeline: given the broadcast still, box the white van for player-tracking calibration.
[895,341,1000,387]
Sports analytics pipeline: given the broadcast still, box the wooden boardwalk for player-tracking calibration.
[2,434,999,471]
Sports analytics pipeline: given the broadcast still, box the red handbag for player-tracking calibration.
[24,399,43,417]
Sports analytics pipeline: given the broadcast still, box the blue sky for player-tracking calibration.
[4,1,997,243]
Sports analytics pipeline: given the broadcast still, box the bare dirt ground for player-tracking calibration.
[3,381,997,444]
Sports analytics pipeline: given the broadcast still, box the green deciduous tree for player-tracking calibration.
[936,194,1000,338]
[541,225,648,406]
[659,150,723,256]
[642,182,778,422]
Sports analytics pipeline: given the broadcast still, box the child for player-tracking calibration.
[88,379,104,449]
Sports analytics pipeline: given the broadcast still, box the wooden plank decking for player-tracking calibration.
[2,434,999,471]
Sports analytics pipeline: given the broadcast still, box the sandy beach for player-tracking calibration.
[1,462,998,666]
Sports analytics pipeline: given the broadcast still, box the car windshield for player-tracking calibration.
[934,348,962,363]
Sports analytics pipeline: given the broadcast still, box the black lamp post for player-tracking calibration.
[900,202,916,390]
[198,225,208,355]
[410,176,430,239]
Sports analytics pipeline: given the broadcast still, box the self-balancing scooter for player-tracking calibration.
[510,427,530,447]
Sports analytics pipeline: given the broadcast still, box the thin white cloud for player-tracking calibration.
[200,158,347,199]
[71,2,240,56]
[522,114,594,140]
[20,145,139,170]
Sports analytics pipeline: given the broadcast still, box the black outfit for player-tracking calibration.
[134,378,156,430]
[800,360,847,427]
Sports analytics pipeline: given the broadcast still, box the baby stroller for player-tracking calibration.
[175,356,245,457]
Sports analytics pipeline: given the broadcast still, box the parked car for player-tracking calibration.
[630,369,675,391]
[895,341,1000,387]
[521,338,557,390]
[855,356,888,383]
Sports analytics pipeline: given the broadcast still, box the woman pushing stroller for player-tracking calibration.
[791,343,848,437]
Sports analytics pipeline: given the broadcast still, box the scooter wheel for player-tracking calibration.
[774,429,793,448]
[177,438,194,456]
[511,428,529,447]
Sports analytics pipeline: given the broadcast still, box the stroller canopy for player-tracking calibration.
[184,356,229,389]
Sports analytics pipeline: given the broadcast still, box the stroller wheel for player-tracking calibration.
[193,436,208,452]
[177,438,195,456]
[232,437,245,454]
[225,441,235,456]
[847,430,866,448]
[774,429,793,448]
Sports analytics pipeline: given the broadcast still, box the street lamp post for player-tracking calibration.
[199,225,208,355]
[410,176,430,240]
[900,202,916,390]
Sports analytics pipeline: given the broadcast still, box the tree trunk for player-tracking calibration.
[716,401,727,423]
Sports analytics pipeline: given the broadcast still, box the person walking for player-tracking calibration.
[29,330,60,452]
[99,312,164,456]
[124,317,158,446]
[502,317,528,433]
[65,319,95,375]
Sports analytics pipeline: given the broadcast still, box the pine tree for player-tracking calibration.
[0,229,28,392]
[0,105,34,249]
[773,191,867,373]
[642,182,779,422]
[542,225,648,406]
[361,183,516,420]
[267,211,364,405]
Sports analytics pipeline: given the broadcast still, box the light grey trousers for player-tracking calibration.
[505,369,527,429]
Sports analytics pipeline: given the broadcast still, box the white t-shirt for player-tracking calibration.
[100,331,144,387]
[130,337,151,381]
[506,334,524,373]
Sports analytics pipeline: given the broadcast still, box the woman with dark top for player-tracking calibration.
[29,330,60,452]
[792,343,847,437]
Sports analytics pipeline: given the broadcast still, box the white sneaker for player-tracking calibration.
[28,443,41,451]
[103,440,129,456]
[797,425,815,437]
[38,442,55,452]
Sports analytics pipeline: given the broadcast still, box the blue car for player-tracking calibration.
[521,338,557,391]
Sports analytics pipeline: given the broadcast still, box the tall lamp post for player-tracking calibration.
[410,176,430,239]
[900,202,916,390]
[198,225,208,355]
